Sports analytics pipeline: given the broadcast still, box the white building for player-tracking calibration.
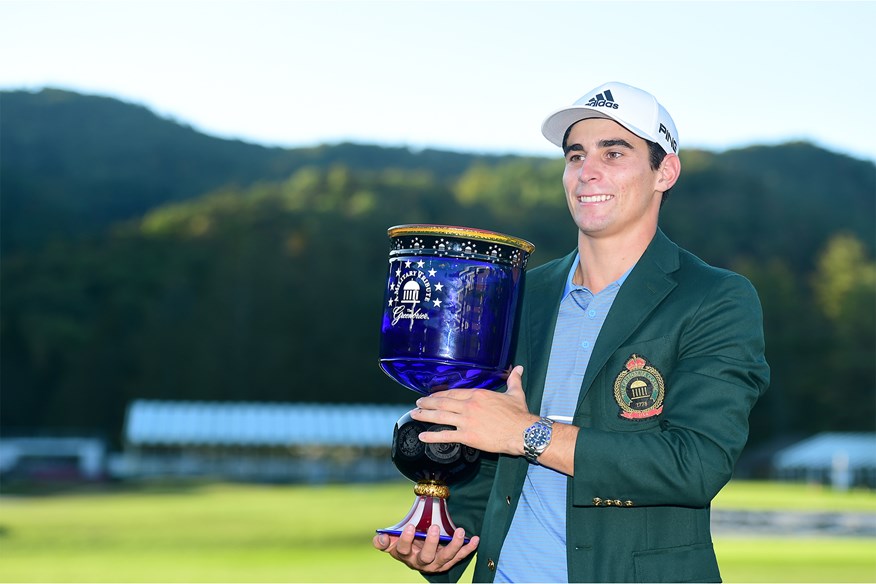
[772,432,876,489]
[0,437,106,481]
[117,400,412,483]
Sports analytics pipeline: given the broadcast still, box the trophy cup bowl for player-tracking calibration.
[378,224,534,395]
[376,224,534,543]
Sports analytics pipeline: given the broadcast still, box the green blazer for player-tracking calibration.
[429,229,770,583]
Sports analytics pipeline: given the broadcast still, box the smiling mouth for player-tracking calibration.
[576,194,614,203]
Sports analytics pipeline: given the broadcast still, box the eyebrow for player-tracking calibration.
[563,138,635,156]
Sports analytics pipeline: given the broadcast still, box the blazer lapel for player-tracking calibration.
[495,251,576,495]
[523,250,577,413]
[576,229,680,408]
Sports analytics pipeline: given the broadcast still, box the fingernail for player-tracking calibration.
[377,533,388,546]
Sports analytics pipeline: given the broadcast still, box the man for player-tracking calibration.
[373,81,770,583]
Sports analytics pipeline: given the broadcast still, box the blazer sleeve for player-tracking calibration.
[570,271,770,508]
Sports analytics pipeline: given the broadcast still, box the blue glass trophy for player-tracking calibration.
[376,224,533,542]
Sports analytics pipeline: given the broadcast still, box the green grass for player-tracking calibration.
[713,479,876,512]
[0,480,873,582]
[715,539,876,583]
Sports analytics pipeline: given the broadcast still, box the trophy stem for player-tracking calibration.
[375,480,469,544]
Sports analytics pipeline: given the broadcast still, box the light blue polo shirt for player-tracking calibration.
[494,254,630,583]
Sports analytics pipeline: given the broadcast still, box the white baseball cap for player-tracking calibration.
[541,82,679,155]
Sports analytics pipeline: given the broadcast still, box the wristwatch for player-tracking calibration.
[523,416,554,463]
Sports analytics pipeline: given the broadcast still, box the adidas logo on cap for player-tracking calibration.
[585,90,619,110]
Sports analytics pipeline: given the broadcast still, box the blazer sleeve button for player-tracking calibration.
[592,497,602,506]
[605,499,614,506]
[624,500,634,507]
[613,500,623,506]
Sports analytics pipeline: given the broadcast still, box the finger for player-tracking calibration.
[394,524,417,556]
[411,406,461,428]
[417,524,442,564]
[373,532,392,551]
[435,529,479,570]
[459,534,480,556]
[504,365,525,397]
[418,427,460,443]
[435,527,466,560]
[418,388,476,407]
[414,396,461,415]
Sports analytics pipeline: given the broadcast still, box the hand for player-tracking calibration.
[372,524,479,573]
[413,365,537,455]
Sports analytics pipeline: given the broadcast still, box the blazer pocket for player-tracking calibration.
[600,337,673,432]
[633,542,721,583]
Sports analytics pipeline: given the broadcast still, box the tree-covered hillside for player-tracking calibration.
[1,88,874,451]
[0,88,525,253]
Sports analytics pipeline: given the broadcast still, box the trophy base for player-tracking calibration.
[376,484,469,544]
[379,358,508,395]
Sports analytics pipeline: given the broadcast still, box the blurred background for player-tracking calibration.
[1,1,874,582]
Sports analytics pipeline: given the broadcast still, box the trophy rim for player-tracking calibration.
[387,224,535,254]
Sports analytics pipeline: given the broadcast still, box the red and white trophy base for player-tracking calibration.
[376,480,469,544]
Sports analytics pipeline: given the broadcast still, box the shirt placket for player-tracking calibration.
[570,288,593,376]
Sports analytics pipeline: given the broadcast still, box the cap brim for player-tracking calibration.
[541,107,614,147]
[541,106,655,149]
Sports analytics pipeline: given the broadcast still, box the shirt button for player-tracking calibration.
[588,309,597,319]
[581,340,590,349]
[487,559,496,571]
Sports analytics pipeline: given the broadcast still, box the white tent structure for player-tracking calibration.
[772,433,876,489]
[119,400,412,483]
[0,437,106,480]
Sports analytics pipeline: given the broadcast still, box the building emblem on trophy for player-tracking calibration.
[389,266,438,326]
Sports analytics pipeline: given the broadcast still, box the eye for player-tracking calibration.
[567,153,585,163]
[606,150,623,159]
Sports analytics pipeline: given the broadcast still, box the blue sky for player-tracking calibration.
[2,0,874,161]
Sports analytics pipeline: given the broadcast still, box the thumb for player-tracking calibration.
[505,365,525,397]
[373,532,390,550]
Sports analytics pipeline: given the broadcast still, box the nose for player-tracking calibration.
[577,156,599,182]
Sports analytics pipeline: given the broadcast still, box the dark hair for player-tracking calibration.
[562,124,673,205]
[646,140,672,205]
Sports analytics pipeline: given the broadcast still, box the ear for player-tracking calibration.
[655,153,681,193]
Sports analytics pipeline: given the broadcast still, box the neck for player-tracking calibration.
[575,225,657,293]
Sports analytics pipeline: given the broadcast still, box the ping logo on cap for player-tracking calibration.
[586,89,619,110]
[658,123,678,153]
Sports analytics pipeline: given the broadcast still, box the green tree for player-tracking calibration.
[810,234,876,430]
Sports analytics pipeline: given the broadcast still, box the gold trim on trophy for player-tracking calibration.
[388,224,536,254]
[414,480,451,499]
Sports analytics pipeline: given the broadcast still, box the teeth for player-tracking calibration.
[577,195,613,203]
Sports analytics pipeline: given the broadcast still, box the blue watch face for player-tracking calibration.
[528,424,551,447]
